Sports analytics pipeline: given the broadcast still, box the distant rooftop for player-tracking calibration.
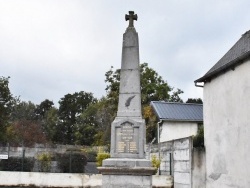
[151,101,203,122]
[195,30,250,83]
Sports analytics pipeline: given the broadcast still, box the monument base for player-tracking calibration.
[98,158,155,188]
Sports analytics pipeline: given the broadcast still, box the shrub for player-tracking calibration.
[151,155,161,174]
[37,153,52,172]
[151,155,161,168]
[96,153,110,167]
[86,150,97,162]
[56,151,87,173]
[193,124,204,147]
[0,157,34,171]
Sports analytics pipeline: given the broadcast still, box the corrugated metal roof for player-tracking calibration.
[151,101,203,122]
[195,30,250,83]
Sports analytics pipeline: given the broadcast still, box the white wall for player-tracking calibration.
[0,172,102,187]
[192,148,206,188]
[0,171,172,188]
[160,121,198,142]
[204,60,250,188]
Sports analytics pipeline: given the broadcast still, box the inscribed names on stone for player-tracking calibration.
[116,122,139,154]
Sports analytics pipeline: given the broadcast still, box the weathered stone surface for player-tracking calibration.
[174,161,190,172]
[110,117,145,158]
[100,11,152,187]
[102,158,152,168]
[173,149,190,161]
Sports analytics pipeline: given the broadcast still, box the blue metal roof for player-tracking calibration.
[151,101,203,122]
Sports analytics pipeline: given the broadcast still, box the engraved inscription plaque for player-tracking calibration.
[115,122,138,154]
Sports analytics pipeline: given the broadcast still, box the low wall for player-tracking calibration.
[0,145,107,158]
[0,171,173,188]
[149,137,206,188]
[0,171,101,187]
[192,148,206,188]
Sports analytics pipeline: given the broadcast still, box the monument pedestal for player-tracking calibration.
[99,158,155,188]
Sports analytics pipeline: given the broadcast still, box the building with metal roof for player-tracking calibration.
[151,101,203,143]
[151,101,203,122]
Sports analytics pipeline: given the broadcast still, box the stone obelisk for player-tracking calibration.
[98,11,155,188]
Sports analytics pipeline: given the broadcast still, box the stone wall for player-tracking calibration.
[149,137,206,188]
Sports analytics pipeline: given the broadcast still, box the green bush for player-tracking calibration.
[56,152,87,173]
[193,124,204,147]
[0,157,34,171]
[96,153,110,167]
[81,148,98,162]
[151,155,160,174]
[37,153,52,172]
[151,155,161,168]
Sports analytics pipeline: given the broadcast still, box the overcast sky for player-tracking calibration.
[1,0,250,106]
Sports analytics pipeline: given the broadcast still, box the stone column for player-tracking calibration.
[98,11,155,188]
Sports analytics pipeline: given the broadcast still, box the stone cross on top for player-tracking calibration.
[125,11,138,27]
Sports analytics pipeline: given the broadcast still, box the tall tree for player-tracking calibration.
[11,101,37,121]
[7,120,46,147]
[0,77,16,142]
[82,97,115,146]
[169,88,184,103]
[140,63,171,104]
[8,100,49,146]
[35,99,54,118]
[43,107,59,144]
[58,91,97,144]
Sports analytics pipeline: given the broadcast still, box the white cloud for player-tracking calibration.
[1,0,250,105]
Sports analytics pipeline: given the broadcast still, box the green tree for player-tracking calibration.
[11,101,37,121]
[74,102,98,145]
[0,76,16,142]
[169,88,184,103]
[140,63,171,104]
[35,99,54,118]
[58,91,97,144]
[43,107,59,144]
[80,97,116,146]
[186,98,203,104]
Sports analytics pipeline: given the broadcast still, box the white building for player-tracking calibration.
[151,101,203,143]
[195,30,250,187]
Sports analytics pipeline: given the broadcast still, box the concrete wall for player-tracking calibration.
[0,171,172,188]
[150,137,206,188]
[0,145,107,158]
[160,121,198,142]
[203,59,250,187]
[173,137,192,188]
[192,148,206,188]
[0,171,102,188]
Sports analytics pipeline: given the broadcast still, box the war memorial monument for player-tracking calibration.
[98,11,155,188]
